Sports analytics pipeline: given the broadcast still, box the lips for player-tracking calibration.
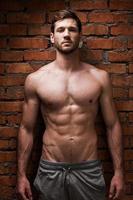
[62,41,72,44]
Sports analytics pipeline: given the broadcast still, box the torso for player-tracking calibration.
[34,62,103,163]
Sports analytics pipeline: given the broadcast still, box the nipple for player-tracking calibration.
[89,99,93,103]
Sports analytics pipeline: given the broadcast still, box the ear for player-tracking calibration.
[50,32,54,44]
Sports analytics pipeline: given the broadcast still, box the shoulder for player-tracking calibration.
[24,62,53,96]
[25,62,53,87]
[83,62,110,85]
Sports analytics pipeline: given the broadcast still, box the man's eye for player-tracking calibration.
[69,28,78,32]
[57,28,64,32]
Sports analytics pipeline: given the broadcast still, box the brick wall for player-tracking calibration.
[0,0,133,199]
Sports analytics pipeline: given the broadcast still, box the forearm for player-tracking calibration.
[107,120,124,175]
[17,126,34,177]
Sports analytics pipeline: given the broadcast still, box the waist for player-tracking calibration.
[39,158,101,170]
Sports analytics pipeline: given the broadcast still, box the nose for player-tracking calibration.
[64,29,70,37]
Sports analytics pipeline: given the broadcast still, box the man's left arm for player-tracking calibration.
[99,71,125,199]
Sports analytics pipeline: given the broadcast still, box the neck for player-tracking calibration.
[55,49,80,71]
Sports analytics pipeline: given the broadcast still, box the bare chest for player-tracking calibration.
[37,73,101,108]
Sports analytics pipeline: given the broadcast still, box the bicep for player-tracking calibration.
[21,99,39,131]
[20,75,40,132]
[100,72,118,128]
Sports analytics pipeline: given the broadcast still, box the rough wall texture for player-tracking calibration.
[0,0,133,199]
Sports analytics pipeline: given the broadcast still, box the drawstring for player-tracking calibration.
[62,167,71,200]
[63,167,71,184]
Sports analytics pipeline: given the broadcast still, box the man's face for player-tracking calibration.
[50,18,81,54]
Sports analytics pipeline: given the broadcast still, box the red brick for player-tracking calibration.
[6,114,22,125]
[127,76,133,86]
[96,63,127,74]
[0,51,23,61]
[0,101,22,112]
[28,24,51,36]
[123,136,132,148]
[6,63,33,74]
[128,39,133,49]
[0,186,15,199]
[0,88,5,99]
[129,112,133,122]
[111,75,129,87]
[112,38,127,49]
[82,24,108,35]
[129,88,133,98]
[86,38,112,49]
[0,139,16,150]
[125,160,133,170]
[80,49,103,62]
[0,163,16,175]
[0,127,18,138]
[126,173,133,182]
[130,137,133,149]
[48,12,55,23]
[129,14,133,22]
[0,0,24,11]
[110,64,127,73]
[89,12,113,23]
[7,12,45,24]
[111,24,133,36]
[86,37,126,49]
[113,12,129,23]
[110,0,133,10]
[0,64,5,74]
[0,176,16,186]
[113,88,128,98]
[122,125,133,135]
[24,50,55,61]
[25,0,65,11]
[74,11,89,23]
[0,151,16,162]
[108,51,133,62]
[118,112,127,122]
[115,101,133,111]
[2,87,24,100]
[0,115,6,125]
[70,0,108,10]
[0,24,27,36]
[9,37,48,49]
[0,75,25,86]
[125,150,133,160]
[0,38,7,48]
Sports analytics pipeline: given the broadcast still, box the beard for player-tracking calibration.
[54,39,80,54]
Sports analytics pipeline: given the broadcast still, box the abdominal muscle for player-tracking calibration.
[41,106,98,163]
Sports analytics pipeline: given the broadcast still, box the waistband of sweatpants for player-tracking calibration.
[39,158,101,170]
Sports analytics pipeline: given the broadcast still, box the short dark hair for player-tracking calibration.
[51,10,82,33]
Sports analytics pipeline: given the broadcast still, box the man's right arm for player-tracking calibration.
[17,74,40,200]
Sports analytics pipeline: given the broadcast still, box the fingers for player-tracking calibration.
[109,183,115,199]
[109,184,124,200]
[26,186,33,200]
[16,186,33,200]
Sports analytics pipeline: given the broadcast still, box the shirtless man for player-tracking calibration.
[17,10,124,200]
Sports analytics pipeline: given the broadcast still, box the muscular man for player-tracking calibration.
[17,10,124,200]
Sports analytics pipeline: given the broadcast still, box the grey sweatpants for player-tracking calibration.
[33,159,106,200]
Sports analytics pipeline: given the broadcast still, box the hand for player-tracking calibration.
[109,173,125,199]
[16,176,33,200]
